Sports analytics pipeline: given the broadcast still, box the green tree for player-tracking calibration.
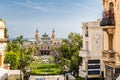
[5,35,34,75]
[71,55,79,77]
[20,53,34,74]
[4,51,20,69]
[58,32,82,77]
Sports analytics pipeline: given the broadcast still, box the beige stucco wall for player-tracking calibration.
[82,20,103,59]
[103,32,109,50]
[0,29,4,38]
[0,20,6,67]
[102,0,120,61]
[79,19,104,77]
[115,0,120,54]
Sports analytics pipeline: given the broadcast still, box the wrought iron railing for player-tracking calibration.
[100,10,115,26]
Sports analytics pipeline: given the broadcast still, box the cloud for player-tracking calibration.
[17,0,51,12]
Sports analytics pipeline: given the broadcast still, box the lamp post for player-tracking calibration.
[20,58,23,80]
[19,43,22,80]
[63,69,66,80]
[63,65,68,80]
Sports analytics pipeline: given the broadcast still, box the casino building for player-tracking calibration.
[34,29,62,56]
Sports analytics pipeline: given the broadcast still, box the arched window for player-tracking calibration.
[109,2,115,25]
[109,2,114,9]
[109,2,114,15]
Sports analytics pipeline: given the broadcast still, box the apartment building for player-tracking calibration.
[100,0,120,80]
[79,19,104,80]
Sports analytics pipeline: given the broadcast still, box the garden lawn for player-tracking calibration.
[30,63,62,75]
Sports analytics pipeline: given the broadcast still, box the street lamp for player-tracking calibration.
[63,65,68,80]
[20,59,22,80]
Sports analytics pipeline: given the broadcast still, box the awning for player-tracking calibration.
[0,68,8,80]
[116,75,120,80]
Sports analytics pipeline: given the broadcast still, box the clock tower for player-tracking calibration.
[0,19,7,67]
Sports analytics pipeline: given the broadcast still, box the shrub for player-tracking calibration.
[75,76,85,80]
[30,63,62,75]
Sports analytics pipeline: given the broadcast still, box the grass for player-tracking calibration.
[30,63,62,75]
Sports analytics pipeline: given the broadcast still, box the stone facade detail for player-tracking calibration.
[79,19,104,78]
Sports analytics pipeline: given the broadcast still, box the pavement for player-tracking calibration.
[29,75,64,80]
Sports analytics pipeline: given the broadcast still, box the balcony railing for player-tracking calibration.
[79,50,90,58]
[100,10,115,26]
[102,50,115,62]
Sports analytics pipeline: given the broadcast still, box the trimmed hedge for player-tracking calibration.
[30,63,62,75]
[75,77,85,80]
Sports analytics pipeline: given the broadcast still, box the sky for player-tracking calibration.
[0,0,103,38]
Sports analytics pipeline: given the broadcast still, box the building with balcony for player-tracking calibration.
[100,0,120,80]
[79,19,104,79]
[0,19,9,80]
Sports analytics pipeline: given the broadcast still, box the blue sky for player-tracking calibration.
[0,0,103,38]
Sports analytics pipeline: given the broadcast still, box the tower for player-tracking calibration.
[0,19,7,67]
[35,29,41,44]
[51,29,56,41]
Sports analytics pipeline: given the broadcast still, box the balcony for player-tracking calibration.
[100,10,115,27]
[102,50,115,62]
[79,50,90,58]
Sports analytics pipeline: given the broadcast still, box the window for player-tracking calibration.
[85,41,89,50]
[115,68,120,73]
[88,60,100,64]
[48,46,50,49]
[88,65,100,69]
[88,70,100,75]
[85,27,89,37]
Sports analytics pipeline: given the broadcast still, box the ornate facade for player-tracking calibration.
[100,0,120,80]
[79,19,104,79]
[34,29,61,56]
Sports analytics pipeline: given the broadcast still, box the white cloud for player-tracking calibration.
[17,0,51,12]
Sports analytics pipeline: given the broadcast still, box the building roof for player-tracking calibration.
[0,19,5,22]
